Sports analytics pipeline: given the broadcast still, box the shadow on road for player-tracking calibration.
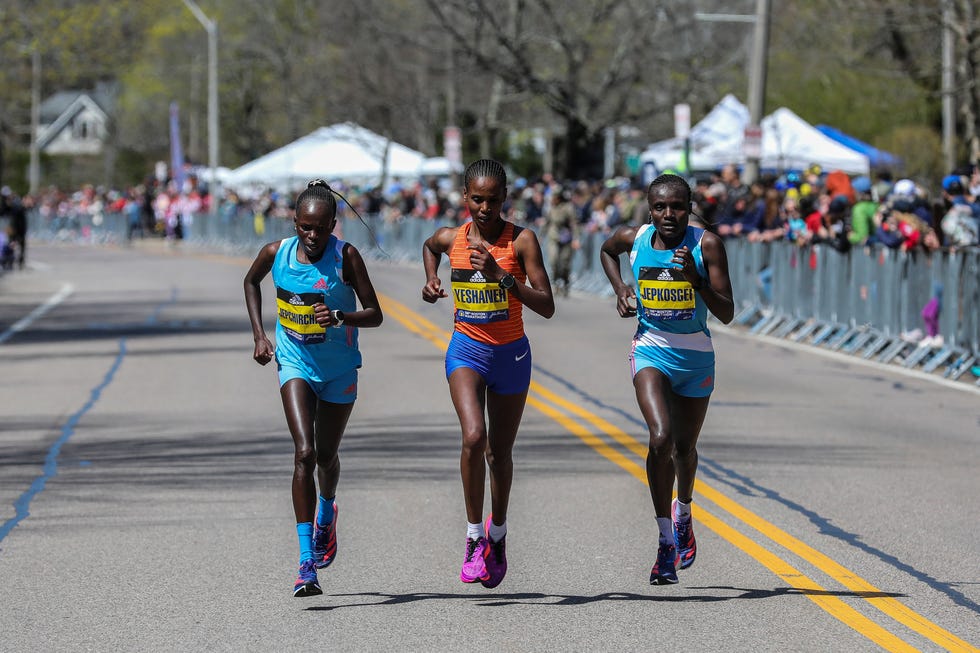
[306,585,907,610]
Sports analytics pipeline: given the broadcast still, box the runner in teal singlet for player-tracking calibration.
[244,180,383,597]
[600,173,734,585]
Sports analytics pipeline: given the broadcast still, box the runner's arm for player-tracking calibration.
[513,228,555,319]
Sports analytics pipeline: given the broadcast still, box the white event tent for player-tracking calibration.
[640,94,750,177]
[418,156,464,177]
[225,122,428,191]
[640,97,870,176]
[757,108,869,174]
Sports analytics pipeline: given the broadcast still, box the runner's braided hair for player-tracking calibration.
[648,173,692,205]
[297,178,389,257]
[296,179,338,216]
[463,159,507,189]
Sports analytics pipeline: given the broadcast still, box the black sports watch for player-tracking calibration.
[498,273,516,290]
[330,309,345,327]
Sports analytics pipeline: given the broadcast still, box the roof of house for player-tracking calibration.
[37,83,117,151]
[40,85,115,124]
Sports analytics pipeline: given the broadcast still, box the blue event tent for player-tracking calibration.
[814,125,901,170]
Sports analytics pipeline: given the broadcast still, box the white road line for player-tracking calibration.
[0,283,75,344]
[27,261,52,272]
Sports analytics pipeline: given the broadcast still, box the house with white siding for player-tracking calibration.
[36,83,115,156]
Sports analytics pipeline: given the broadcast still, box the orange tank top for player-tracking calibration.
[449,221,526,345]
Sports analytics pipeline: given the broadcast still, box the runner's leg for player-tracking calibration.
[485,390,527,525]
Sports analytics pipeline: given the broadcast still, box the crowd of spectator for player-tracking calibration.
[4,160,976,374]
[694,163,980,253]
[4,161,980,259]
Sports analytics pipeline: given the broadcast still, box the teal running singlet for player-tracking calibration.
[272,235,361,381]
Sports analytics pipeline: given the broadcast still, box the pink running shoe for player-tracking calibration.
[482,515,507,589]
[672,498,697,570]
[312,502,338,569]
[460,537,490,583]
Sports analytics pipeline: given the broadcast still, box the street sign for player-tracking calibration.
[674,104,691,139]
[743,124,763,159]
[444,126,462,167]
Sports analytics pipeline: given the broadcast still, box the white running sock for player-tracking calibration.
[488,519,507,542]
[675,498,692,520]
[657,517,673,544]
[467,521,483,540]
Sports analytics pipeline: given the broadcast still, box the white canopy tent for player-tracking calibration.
[193,165,234,185]
[640,98,870,176]
[418,156,464,177]
[225,123,428,191]
[639,94,750,179]
[757,108,869,174]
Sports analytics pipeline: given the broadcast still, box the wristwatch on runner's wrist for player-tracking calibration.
[498,273,516,290]
[330,309,345,326]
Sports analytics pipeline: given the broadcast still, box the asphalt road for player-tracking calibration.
[1,240,977,652]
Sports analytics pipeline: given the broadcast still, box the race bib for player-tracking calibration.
[451,268,509,324]
[637,266,696,321]
[276,288,326,344]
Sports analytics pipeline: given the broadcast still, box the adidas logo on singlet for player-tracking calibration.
[470,270,487,283]
[657,269,674,281]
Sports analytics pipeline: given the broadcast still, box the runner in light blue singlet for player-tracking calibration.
[600,173,734,587]
[628,222,714,398]
[244,179,384,597]
[272,234,360,401]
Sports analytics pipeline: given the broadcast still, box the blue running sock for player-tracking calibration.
[317,496,336,527]
[656,517,673,544]
[297,522,314,563]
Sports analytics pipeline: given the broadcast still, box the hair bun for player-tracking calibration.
[308,179,330,190]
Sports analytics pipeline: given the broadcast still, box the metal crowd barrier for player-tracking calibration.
[727,238,979,384]
[22,208,980,386]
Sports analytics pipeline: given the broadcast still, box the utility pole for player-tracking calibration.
[446,32,459,189]
[181,0,220,211]
[696,0,771,184]
[941,0,956,172]
[744,0,771,184]
[29,47,40,195]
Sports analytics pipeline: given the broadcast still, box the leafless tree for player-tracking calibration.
[422,0,749,178]
[949,0,980,163]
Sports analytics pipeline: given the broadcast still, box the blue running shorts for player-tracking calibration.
[630,332,715,398]
[446,331,531,395]
[278,363,358,404]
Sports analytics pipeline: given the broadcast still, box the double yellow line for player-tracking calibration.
[380,293,976,653]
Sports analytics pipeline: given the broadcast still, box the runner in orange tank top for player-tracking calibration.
[422,159,555,588]
[448,220,526,345]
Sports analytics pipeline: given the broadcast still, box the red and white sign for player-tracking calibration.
[743,124,763,159]
[444,126,462,166]
[674,104,691,139]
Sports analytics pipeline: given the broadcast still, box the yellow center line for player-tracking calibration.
[524,336,975,653]
[380,296,451,347]
[380,293,977,652]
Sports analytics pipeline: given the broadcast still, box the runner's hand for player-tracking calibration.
[253,336,274,365]
[672,246,698,286]
[422,277,448,303]
[313,302,336,327]
[467,242,504,280]
[617,288,637,318]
